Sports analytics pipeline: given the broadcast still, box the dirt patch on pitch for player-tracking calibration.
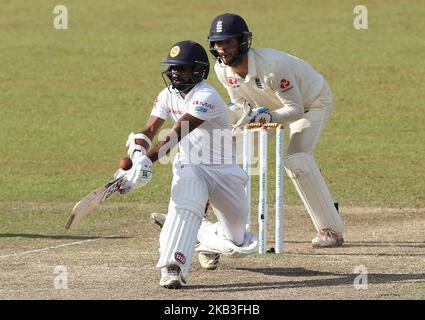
[0,205,424,300]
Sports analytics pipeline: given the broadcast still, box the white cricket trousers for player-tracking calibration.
[171,160,249,246]
[286,81,333,156]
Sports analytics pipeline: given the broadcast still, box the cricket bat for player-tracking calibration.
[65,176,125,229]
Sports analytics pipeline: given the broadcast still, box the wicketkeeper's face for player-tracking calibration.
[213,39,239,65]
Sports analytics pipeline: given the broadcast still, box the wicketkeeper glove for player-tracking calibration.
[249,107,272,124]
[119,155,153,194]
[233,106,272,130]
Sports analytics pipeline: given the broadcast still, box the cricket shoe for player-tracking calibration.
[312,229,344,248]
[198,252,220,270]
[160,265,185,289]
[151,212,166,229]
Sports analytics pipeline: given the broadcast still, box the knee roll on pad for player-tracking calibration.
[170,177,209,214]
[284,152,316,178]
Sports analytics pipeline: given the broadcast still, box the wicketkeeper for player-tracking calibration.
[207,13,344,248]
[116,40,258,289]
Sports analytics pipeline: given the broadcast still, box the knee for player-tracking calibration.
[170,178,208,217]
[284,152,317,178]
[219,209,246,229]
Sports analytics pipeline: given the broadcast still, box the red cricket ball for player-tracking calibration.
[119,156,133,171]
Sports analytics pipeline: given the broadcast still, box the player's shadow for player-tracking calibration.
[341,241,425,249]
[285,240,425,248]
[292,252,425,257]
[0,233,130,240]
[190,268,425,292]
[237,267,339,277]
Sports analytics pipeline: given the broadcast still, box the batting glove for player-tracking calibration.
[119,155,153,194]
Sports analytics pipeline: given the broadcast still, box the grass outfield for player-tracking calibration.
[1,0,424,206]
[0,0,424,300]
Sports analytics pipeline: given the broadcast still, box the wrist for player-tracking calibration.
[137,155,153,168]
[133,133,152,148]
[126,132,152,159]
[132,149,145,162]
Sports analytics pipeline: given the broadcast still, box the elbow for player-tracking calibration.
[291,105,304,120]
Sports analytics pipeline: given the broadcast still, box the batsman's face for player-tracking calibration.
[169,65,193,84]
[213,39,239,65]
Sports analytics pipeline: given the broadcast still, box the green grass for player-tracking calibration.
[0,0,424,208]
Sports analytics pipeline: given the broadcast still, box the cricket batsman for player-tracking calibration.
[207,13,344,248]
[116,40,258,289]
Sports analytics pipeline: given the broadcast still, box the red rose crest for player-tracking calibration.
[228,77,238,87]
[280,79,292,90]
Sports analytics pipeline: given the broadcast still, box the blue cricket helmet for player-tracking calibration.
[161,40,210,92]
[207,13,252,65]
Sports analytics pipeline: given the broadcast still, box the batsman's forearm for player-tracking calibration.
[135,135,151,151]
[135,116,166,151]
[145,135,177,163]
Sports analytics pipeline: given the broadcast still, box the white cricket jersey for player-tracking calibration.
[150,81,235,165]
[215,48,329,125]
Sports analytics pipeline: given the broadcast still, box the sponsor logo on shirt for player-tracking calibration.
[195,106,208,113]
[167,107,183,115]
[153,97,158,109]
[175,252,186,265]
[279,79,293,92]
[192,100,215,110]
[228,77,239,88]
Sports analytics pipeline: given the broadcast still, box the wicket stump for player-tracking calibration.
[243,123,285,254]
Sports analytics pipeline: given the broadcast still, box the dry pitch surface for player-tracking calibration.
[1,204,424,300]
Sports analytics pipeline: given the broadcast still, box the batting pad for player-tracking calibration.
[284,153,344,234]
[156,208,202,282]
[170,174,209,214]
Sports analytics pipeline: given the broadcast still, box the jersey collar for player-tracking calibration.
[176,81,204,101]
